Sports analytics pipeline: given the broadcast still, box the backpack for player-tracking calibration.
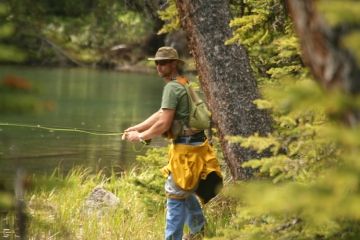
[176,77,211,130]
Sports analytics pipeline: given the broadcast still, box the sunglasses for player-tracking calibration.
[155,60,174,66]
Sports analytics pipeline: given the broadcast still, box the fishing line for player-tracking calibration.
[0,122,123,136]
[0,122,151,146]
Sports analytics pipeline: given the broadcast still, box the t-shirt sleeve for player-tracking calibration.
[161,83,178,109]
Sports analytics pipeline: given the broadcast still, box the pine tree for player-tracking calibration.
[216,0,360,239]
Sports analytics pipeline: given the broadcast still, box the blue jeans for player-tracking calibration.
[165,194,205,240]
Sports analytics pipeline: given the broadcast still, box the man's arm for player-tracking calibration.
[124,110,162,132]
[123,109,175,142]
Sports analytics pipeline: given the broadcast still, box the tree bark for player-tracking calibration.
[176,0,272,180]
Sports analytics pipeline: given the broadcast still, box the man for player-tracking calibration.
[122,46,222,240]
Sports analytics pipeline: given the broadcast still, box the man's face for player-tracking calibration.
[155,60,176,78]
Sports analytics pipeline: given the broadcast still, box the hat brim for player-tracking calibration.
[147,57,184,63]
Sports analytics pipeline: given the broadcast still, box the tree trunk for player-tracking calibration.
[176,0,272,180]
[286,0,360,125]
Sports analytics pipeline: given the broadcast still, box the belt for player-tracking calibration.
[181,128,202,136]
[173,131,207,144]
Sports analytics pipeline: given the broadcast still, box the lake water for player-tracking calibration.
[0,66,165,185]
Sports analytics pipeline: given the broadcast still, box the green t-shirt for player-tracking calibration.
[161,80,189,121]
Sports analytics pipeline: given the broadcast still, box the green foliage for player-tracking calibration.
[229,80,338,183]
[0,44,24,62]
[228,133,281,155]
[213,0,360,239]
[0,2,25,62]
[40,9,152,61]
[217,84,360,239]
[2,0,154,65]
[135,146,168,169]
[226,0,304,83]
[131,147,168,215]
[157,0,180,34]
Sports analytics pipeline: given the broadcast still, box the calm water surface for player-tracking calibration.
[0,66,165,184]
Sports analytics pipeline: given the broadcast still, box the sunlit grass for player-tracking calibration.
[2,145,231,240]
[27,167,165,240]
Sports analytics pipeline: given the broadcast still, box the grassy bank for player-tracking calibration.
[27,169,164,239]
[5,147,231,239]
[26,147,168,240]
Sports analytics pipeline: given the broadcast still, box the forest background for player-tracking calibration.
[1,0,360,239]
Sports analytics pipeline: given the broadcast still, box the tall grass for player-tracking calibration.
[16,146,232,240]
[27,166,166,240]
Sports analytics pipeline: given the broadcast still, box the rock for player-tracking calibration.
[83,186,120,214]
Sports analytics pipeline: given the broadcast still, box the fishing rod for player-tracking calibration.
[0,122,150,145]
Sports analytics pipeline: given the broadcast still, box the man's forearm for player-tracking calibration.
[140,119,171,140]
[123,109,174,142]
[128,111,161,132]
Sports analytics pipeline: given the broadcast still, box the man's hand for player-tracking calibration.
[122,109,174,142]
[122,130,141,142]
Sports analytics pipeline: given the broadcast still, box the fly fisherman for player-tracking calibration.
[122,46,222,240]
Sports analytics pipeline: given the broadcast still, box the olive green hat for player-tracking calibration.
[148,46,184,62]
